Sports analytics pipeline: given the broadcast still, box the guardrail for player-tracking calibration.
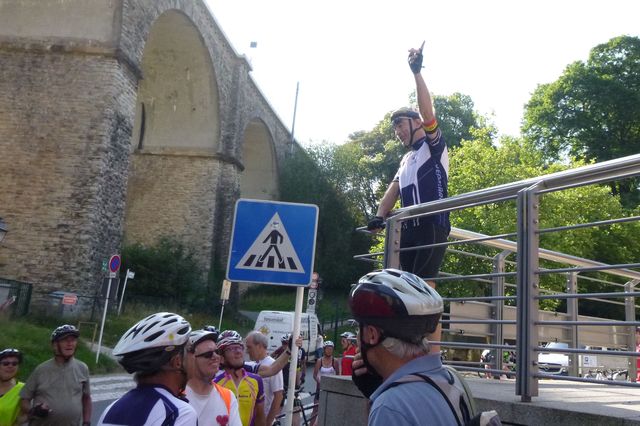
[356,153,640,402]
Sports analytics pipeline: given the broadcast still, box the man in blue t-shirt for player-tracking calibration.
[349,270,459,426]
[367,43,450,283]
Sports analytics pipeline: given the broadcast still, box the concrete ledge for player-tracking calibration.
[318,375,368,426]
[318,374,640,426]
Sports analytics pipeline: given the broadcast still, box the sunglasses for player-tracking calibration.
[1,361,19,367]
[195,350,219,359]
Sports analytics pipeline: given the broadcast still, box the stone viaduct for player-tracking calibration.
[0,0,295,310]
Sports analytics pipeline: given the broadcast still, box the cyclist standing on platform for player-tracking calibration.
[367,43,450,355]
[367,42,450,282]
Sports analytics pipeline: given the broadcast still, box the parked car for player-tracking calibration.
[538,342,569,376]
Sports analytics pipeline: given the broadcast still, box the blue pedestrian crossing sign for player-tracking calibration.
[227,199,319,286]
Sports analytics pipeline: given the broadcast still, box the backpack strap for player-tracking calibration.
[213,382,232,414]
[383,367,476,426]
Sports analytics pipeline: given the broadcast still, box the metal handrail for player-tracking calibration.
[370,153,640,402]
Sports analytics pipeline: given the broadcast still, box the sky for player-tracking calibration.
[204,0,640,145]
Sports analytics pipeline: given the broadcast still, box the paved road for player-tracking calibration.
[91,365,318,424]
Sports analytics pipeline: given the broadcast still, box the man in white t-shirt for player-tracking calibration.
[245,331,284,426]
[185,329,242,426]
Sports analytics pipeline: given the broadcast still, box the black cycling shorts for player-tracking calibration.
[399,221,449,280]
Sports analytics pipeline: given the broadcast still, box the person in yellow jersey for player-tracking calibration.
[214,331,265,426]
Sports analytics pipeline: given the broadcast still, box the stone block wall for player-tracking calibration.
[0,0,295,314]
[123,152,222,269]
[0,49,135,308]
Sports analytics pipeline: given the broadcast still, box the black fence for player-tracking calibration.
[0,278,33,317]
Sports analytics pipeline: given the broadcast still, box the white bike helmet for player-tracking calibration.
[113,312,191,374]
[216,330,244,352]
[187,329,218,353]
[340,332,356,341]
[348,269,443,343]
[323,340,335,348]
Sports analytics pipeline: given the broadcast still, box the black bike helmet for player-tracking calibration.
[348,269,443,344]
[51,324,80,342]
[390,107,420,125]
[0,348,22,363]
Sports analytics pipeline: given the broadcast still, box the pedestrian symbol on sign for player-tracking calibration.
[236,213,304,273]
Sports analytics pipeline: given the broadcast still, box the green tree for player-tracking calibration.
[121,237,208,309]
[522,35,640,206]
[446,135,640,316]
[434,92,492,149]
[279,147,371,291]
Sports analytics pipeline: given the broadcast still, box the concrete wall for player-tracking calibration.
[0,0,294,311]
[319,374,640,426]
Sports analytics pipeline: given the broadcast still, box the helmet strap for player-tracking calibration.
[404,119,422,148]
[358,324,384,377]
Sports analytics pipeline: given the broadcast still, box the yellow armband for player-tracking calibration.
[423,118,438,134]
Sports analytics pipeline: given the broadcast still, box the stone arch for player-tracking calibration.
[123,9,220,269]
[131,10,220,153]
[240,118,280,200]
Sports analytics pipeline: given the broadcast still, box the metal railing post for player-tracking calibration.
[492,250,511,374]
[384,216,403,269]
[566,272,579,377]
[625,280,639,381]
[516,183,541,401]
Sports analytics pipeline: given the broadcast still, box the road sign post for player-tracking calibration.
[117,269,135,316]
[226,199,318,426]
[307,272,319,314]
[218,279,232,330]
[97,254,120,363]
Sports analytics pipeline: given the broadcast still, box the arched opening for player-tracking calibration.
[123,10,220,269]
[131,11,219,152]
[240,119,279,200]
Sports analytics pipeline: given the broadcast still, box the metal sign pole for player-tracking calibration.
[117,269,131,316]
[218,300,226,330]
[96,275,112,363]
[284,286,304,426]
[218,280,232,330]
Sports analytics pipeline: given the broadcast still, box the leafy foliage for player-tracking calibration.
[279,147,371,291]
[121,237,209,310]
[445,136,640,315]
[522,35,640,206]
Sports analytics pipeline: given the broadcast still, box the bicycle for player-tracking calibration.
[273,387,318,426]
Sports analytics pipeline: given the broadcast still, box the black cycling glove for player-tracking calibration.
[367,216,385,231]
[408,50,423,74]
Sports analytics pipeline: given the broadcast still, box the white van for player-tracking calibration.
[254,310,322,362]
